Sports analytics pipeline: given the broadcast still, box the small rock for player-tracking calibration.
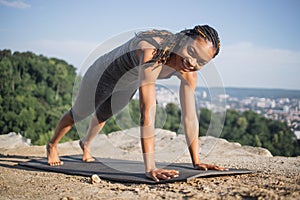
[61,197,74,200]
[181,189,192,194]
[134,188,140,193]
[91,174,101,184]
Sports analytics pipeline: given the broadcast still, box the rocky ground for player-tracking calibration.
[0,129,299,200]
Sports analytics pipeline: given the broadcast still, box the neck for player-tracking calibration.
[166,53,180,71]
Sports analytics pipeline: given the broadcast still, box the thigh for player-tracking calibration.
[71,86,95,122]
[95,90,137,122]
[71,69,116,122]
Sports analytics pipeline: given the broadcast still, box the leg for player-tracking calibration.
[47,110,74,166]
[80,115,106,162]
[79,90,136,162]
[79,94,119,162]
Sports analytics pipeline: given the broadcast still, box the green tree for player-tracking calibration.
[164,103,181,132]
[199,108,211,136]
[220,109,299,156]
[0,50,77,144]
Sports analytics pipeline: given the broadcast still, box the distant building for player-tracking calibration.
[283,105,290,112]
[294,131,300,140]
[271,100,276,108]
[218,94,229,100]
[202,91,207,99]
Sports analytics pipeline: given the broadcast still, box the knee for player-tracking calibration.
[92,115,107,126]
[95,113,111,124]
[95,108,112,123]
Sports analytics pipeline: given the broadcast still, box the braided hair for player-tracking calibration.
[136,25,220,65]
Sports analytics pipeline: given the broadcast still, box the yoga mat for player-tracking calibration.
[19,155,254,184]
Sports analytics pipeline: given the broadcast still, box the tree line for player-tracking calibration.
[0,49,78,144]
[0,49,299,156]
[104,101,299,156]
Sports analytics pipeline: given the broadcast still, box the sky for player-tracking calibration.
[0,0,300,90]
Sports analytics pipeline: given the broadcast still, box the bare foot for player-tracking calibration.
[46,143,64,166]
[79,140,95,162]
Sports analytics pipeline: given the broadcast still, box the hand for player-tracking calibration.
[146,168,179,182]
[194,163,228,171]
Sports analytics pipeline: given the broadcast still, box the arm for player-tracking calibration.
[138,48,179,181]
[179,72,200,166]
[139,57,159,173]
[179,72,226,171]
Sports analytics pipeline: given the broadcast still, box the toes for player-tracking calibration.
[49,161,63,166]
[84,158,95,162]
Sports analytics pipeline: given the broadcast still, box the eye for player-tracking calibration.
[187,46,197,57]
[187,46,208,66]
[198,59,208,66]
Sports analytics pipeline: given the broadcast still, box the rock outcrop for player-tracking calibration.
[0,132,31,149]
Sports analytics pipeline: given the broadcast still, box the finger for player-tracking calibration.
[148,169,180,182]
[173,173,179,178]
[146,172,159,182]
[162,171,178,178]
[219,167,229,171]
[171,170,180,175]
[157,170,174,180]
[164,170,179,177]
[168,169,179,174]
[212,165,227,171]
[212,166,222,170]
[152,175,160,182]
[156,173,170,180]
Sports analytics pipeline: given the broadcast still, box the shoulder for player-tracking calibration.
[134,29,173,49]
[134,29,174,64]
[136,48,156,64]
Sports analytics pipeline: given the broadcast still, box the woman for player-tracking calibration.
[47,25,226,182]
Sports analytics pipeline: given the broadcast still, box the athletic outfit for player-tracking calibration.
[70,33,170,122]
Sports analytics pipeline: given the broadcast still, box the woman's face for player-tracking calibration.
[174,36,216,73]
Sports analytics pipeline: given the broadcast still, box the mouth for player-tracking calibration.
[181,58,195,72]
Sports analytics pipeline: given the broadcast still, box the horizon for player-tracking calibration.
[2,48,300,92]
[163,82,300,92]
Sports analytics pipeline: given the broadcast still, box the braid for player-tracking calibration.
[192,25,221,58]
[150,33,182,64]
[177,25,220,58]
[135,29,179,65]
[135,25,220,65]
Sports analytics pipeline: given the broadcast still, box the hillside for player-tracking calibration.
[0,49,78,144]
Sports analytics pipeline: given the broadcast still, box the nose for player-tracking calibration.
[188,58,204,71]
[189,58,197,67]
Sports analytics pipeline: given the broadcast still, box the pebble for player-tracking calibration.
[91,174,101,184]
[134,188,140,193]
[181,189,192,194]
[61,197,74,200]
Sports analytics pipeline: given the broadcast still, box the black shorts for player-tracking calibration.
[70,89,137,123]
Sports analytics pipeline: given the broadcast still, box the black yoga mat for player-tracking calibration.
[19,155,254,184]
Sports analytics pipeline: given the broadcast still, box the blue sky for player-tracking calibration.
[1,0,300,90]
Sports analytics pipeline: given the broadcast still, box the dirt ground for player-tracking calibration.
[0,143,299,200]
